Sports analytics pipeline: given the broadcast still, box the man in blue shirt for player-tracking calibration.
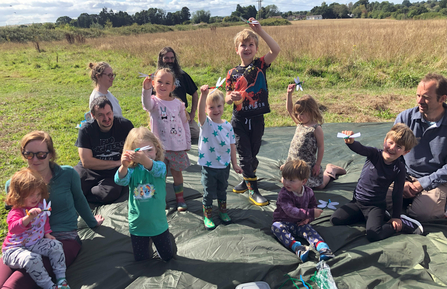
[390,73,447,221]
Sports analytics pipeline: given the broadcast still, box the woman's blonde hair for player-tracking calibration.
[6,168,49,209]
[123,127,164,167]
[89,62,111,84]
[20,131,57,164]
[293,94,324,125]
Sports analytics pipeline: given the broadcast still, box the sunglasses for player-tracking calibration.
[105,73,116,79]
[22,151,50,160]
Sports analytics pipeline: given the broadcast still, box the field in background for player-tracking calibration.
[1,18,446,236]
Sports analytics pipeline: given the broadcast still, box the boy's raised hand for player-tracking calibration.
[248,17,262,32]
[287,84,296,94]
[341,130,354,144]
[143,76,153,90]
[200,85,209,95]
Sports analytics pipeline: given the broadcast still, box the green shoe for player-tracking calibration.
[204,216,216,230]
[219,212,232,224]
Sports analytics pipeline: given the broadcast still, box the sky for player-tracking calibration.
[0,0,349,27]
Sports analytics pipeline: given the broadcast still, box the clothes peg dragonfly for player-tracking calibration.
[240,16,259,25]
[26,199,52,217]
[337,132,361,139]
[209,77,225,93]
[294,77,304,91]
[138,72,154,79]
[317,199,339,210]
[134,145,152,152]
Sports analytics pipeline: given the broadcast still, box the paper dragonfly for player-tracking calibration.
[135,145,152,152]
[317,199,339,210]
[209,77,225,93]
[337,132,361,139]
[138,72,154,79]
[26,199,52,217]
[294,77,304,91]
[240,16,259,25]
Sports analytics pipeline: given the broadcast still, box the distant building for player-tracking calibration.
[287,15,306,20]
[306,15,323,20]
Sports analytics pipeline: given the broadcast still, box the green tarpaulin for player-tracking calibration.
[70,123,447,289]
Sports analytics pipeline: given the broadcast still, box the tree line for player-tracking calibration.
[53,0,446,29]
[311,0,447,19]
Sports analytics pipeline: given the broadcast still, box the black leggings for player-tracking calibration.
[331,199,396,242]
[130,229,173,262]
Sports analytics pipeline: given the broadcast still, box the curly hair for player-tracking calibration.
[6,168,49,209]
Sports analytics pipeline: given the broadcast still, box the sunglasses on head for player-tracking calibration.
[22,151,49,160]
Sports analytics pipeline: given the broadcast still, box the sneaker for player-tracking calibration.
[56,278,71,289]
[177,201,187,211]
[295,245,310,262]
[400,214,423,234]
[319,247,335,261]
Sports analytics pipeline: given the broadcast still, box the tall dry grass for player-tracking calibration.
[81,19,447,70]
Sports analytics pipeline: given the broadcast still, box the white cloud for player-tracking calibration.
[0,0,354,26]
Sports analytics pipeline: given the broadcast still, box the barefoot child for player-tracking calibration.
[198,85,242,230]
[282,84,346,189]
[331,123,422,241]
[141,68,191,211]
[225,17,280,206]
[115,127,174,262]
[272,160,334,262]
[3,168,70,289]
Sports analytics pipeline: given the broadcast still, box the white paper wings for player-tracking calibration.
[42,199,52,217]
[317,199,339,210]
[337,132,361,139]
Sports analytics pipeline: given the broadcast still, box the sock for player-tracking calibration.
[173,184,184,200]
[290,241,302,252]
[316,242,329,252]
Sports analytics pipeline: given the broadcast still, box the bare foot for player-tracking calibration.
[325,164,346,179]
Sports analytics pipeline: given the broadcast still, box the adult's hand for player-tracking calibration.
[402,181,421,198]
[408,180,423,195]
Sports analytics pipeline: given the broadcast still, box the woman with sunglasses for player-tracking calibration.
[88,61,122,117]
[0,131,104,288]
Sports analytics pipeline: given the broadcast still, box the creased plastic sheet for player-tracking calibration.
[70,123,447,289]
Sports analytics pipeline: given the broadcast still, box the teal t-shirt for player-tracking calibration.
[114,162,168,237]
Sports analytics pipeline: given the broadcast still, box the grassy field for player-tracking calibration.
[1,18,446,238]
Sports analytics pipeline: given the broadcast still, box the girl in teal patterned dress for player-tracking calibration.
[115,127,173,262]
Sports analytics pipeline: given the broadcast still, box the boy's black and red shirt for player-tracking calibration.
[226,56,271,120]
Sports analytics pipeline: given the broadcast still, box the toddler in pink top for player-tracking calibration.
[2,168,69,289]
[142,67,191,211]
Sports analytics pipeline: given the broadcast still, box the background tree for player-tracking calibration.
[191,10,211,23]
[56,16,72,26]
